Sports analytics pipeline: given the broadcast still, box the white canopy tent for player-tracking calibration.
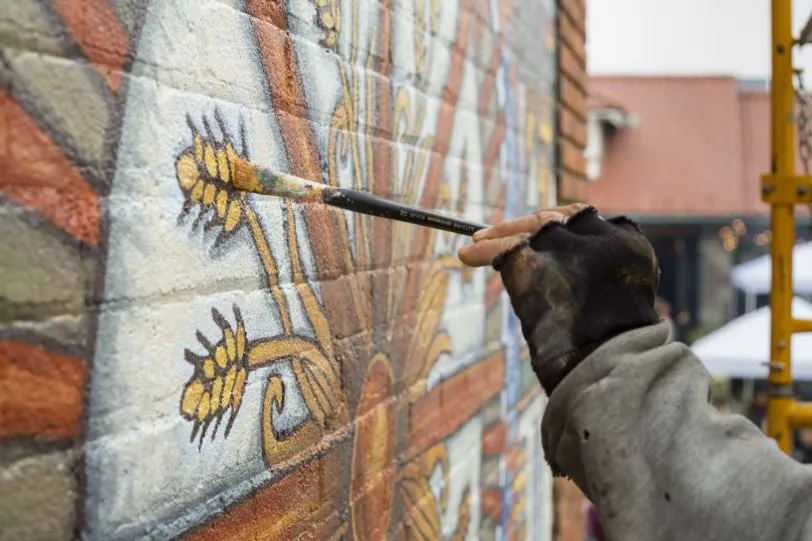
[731,242,812,296]
[691,297,812,380]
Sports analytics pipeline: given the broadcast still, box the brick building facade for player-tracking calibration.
[557,0,589,204]
[553,0,590,538]
[587,75,811,341]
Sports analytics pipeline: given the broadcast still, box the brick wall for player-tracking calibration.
[2,1,562,540]
[557,0,589,203]
[553,0,590,539]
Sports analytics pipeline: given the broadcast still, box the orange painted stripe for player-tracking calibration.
[497,0,514,30]
[401,0,477,322]
[418,0,475,211]
[246,0,348,298]
[508,523,526,541]
[484,113,506,171]
[486,186,506,226]
[479,0,513,115]
[51,0,129,92]
[473,0,489,49]
[481,487,503,522]
[508,65,519,90]
[0,90,99,245]
[479,47,503,114]
[0,340,85,440]
[485,273,503,308]
[517,384,541,413]
[371,0,394,269]
[405,351,504,460]
[481,420,506,456]
[183,452,342,540]
[505,447,523,471]
[245,2,321,182]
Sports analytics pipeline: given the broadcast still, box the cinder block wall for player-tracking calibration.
[1,1,583,540]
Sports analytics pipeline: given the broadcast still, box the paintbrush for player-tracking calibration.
[233,158,487,236]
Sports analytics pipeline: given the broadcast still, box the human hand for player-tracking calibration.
[459,204,661,394]
[459,204,590,267]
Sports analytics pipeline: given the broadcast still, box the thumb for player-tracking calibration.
[458,233,530,268]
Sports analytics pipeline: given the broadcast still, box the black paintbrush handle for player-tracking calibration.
[321,186,487,236]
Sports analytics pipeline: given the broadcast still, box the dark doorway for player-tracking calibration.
[648,230,700,342]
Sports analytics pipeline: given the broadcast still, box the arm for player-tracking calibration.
[459,204,812,541]
[545,321,812,540]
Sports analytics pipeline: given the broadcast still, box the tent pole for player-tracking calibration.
[762,0,812,454]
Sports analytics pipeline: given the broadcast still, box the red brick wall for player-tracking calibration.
[557,0,589,203]
[554,0,590,538]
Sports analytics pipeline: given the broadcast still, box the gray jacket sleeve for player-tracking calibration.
[542,321,812,541]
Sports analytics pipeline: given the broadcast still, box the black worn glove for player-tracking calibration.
[493,206,661,394]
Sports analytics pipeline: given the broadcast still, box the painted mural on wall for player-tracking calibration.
[1,0,557,539]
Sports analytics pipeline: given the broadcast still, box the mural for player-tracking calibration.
[0,0,558,539]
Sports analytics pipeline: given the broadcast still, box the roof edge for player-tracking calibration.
[589,74,740,82]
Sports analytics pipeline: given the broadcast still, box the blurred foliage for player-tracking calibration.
[710,378,729,397]
[686,325,715,344]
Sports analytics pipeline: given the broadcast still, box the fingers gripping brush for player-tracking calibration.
[233,158,487,236]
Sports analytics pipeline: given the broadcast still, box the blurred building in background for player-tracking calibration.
[586,75,812,342]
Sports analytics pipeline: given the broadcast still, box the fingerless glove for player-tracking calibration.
[494,206,661,394]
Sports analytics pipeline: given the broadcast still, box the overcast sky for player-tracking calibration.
[587,0,812,85]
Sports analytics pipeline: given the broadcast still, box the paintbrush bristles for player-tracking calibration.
[233,158,263,194]
[233,158,326,202]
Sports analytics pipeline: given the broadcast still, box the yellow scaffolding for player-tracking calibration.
[762,0,812,454]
